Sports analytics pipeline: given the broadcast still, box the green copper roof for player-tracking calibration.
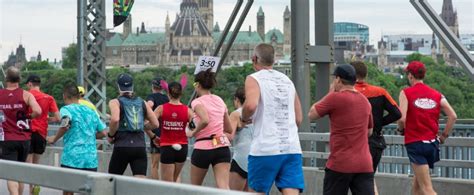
[106,33,124,47]
[213,22,221,32]
[257,6,264,16]
[122,33,166,46]
[265,28,284,44]
[213,31,263,44]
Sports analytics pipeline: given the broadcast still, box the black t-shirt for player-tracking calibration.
[146,93,169,111]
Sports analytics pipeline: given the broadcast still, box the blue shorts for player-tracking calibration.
[406,140,440,169]
[248,154,305,194]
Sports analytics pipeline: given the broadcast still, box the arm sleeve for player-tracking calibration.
[50,97,59,113]
[60,107,72,119]
[315,93,336,117]
[96,118,106,132]
[382,90,402,126]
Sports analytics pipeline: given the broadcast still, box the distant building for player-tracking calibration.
[105,1,291,66]
[438,0,460,66]
[333,22,373,63]
[4,44,27,68]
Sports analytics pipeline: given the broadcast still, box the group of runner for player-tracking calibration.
[0,43,457,195]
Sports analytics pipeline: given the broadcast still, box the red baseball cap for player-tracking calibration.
[405,61,426,78]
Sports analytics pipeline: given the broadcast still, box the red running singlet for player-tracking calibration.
[159,103,189,146]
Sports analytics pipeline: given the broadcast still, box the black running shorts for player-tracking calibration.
[109,147,148,176]
[191,147,231,169]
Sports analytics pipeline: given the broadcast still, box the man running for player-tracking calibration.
[24,75,61,195]
[351,61,401,194]
[107,73,160,178]
[241,43,304,195]
[146,77,169,180]
[308,64,374,195]
[0,67,42,195]
[47,84,107,195]
[398,61,457,195]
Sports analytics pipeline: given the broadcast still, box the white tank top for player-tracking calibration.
[249,69,302,156]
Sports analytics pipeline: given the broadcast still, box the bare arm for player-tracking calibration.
[144,101,159,139]
[189,104,209,137]
[308,103,322,121]
[48,112,61,123]
[25,91,42,118]
[227,111,240,141]
[146,100,154,110]
[439,97,457,144]
[397,91,408,131]
[223,112,233,136]
[294,93,303,128]
[96,131,107,139]
[241,76,260,122]
[108,99,120,136]
[47,126,68,144]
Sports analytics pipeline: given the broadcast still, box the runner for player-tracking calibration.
[351,61,401,195]
[107,73,160,178]
[308,64,374,195]
[187,68,233,189]
[228,87,253,191]
[46,84,106,195]
[154,82,193,182]
[241,43,304,195]
[0,67,41,195]
[398,61,457,195]
[24,75,61,195]
[146,76,169,180]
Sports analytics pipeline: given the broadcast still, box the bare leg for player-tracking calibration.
[229,172,247,191]
[160,163,175,182]
[411,163,436,195]
[27,154,42,195]
[7,181,20,195]
[190,164,208,186]
[63,191,74,195]
[173,163,185,182]
[150,153,160,180]
[281,188,300,195]
[374,180,379,195]
[134,175,147,179]
[212,162,230,189]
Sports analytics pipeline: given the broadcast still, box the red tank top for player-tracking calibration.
[0,88,30,141]
[159,103,189,146]
[403,83,442,144]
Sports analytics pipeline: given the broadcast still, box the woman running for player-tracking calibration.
[228,87,253,191]
[154,82,193,182]
[187,69,233,189]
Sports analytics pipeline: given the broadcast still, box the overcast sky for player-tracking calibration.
[0,0,473,62]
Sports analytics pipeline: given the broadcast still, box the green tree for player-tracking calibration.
[62,43,77,69]
[21,61,55,71]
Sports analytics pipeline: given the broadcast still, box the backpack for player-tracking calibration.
[118,96,146,132]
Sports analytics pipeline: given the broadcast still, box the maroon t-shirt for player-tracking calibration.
[0,88,30,141]
[315,91,374,173]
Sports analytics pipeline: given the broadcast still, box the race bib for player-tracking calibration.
[212,135,230,147]
[194,56,220,75]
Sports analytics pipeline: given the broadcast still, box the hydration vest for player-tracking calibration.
[118,96,146,132]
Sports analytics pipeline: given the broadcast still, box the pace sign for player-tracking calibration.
[194,56,220,75]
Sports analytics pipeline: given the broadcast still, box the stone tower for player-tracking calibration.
[122,14,132,39]
[440,0,459,66]
[257,6,265,41]
[283,6,291,56]
[431,33,438,61]
[197,0,213,31]
[377,37,388,70]
[15,44,27,68]
[37,51,42,62]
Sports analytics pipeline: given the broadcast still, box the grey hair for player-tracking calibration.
[254,43,275,66]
